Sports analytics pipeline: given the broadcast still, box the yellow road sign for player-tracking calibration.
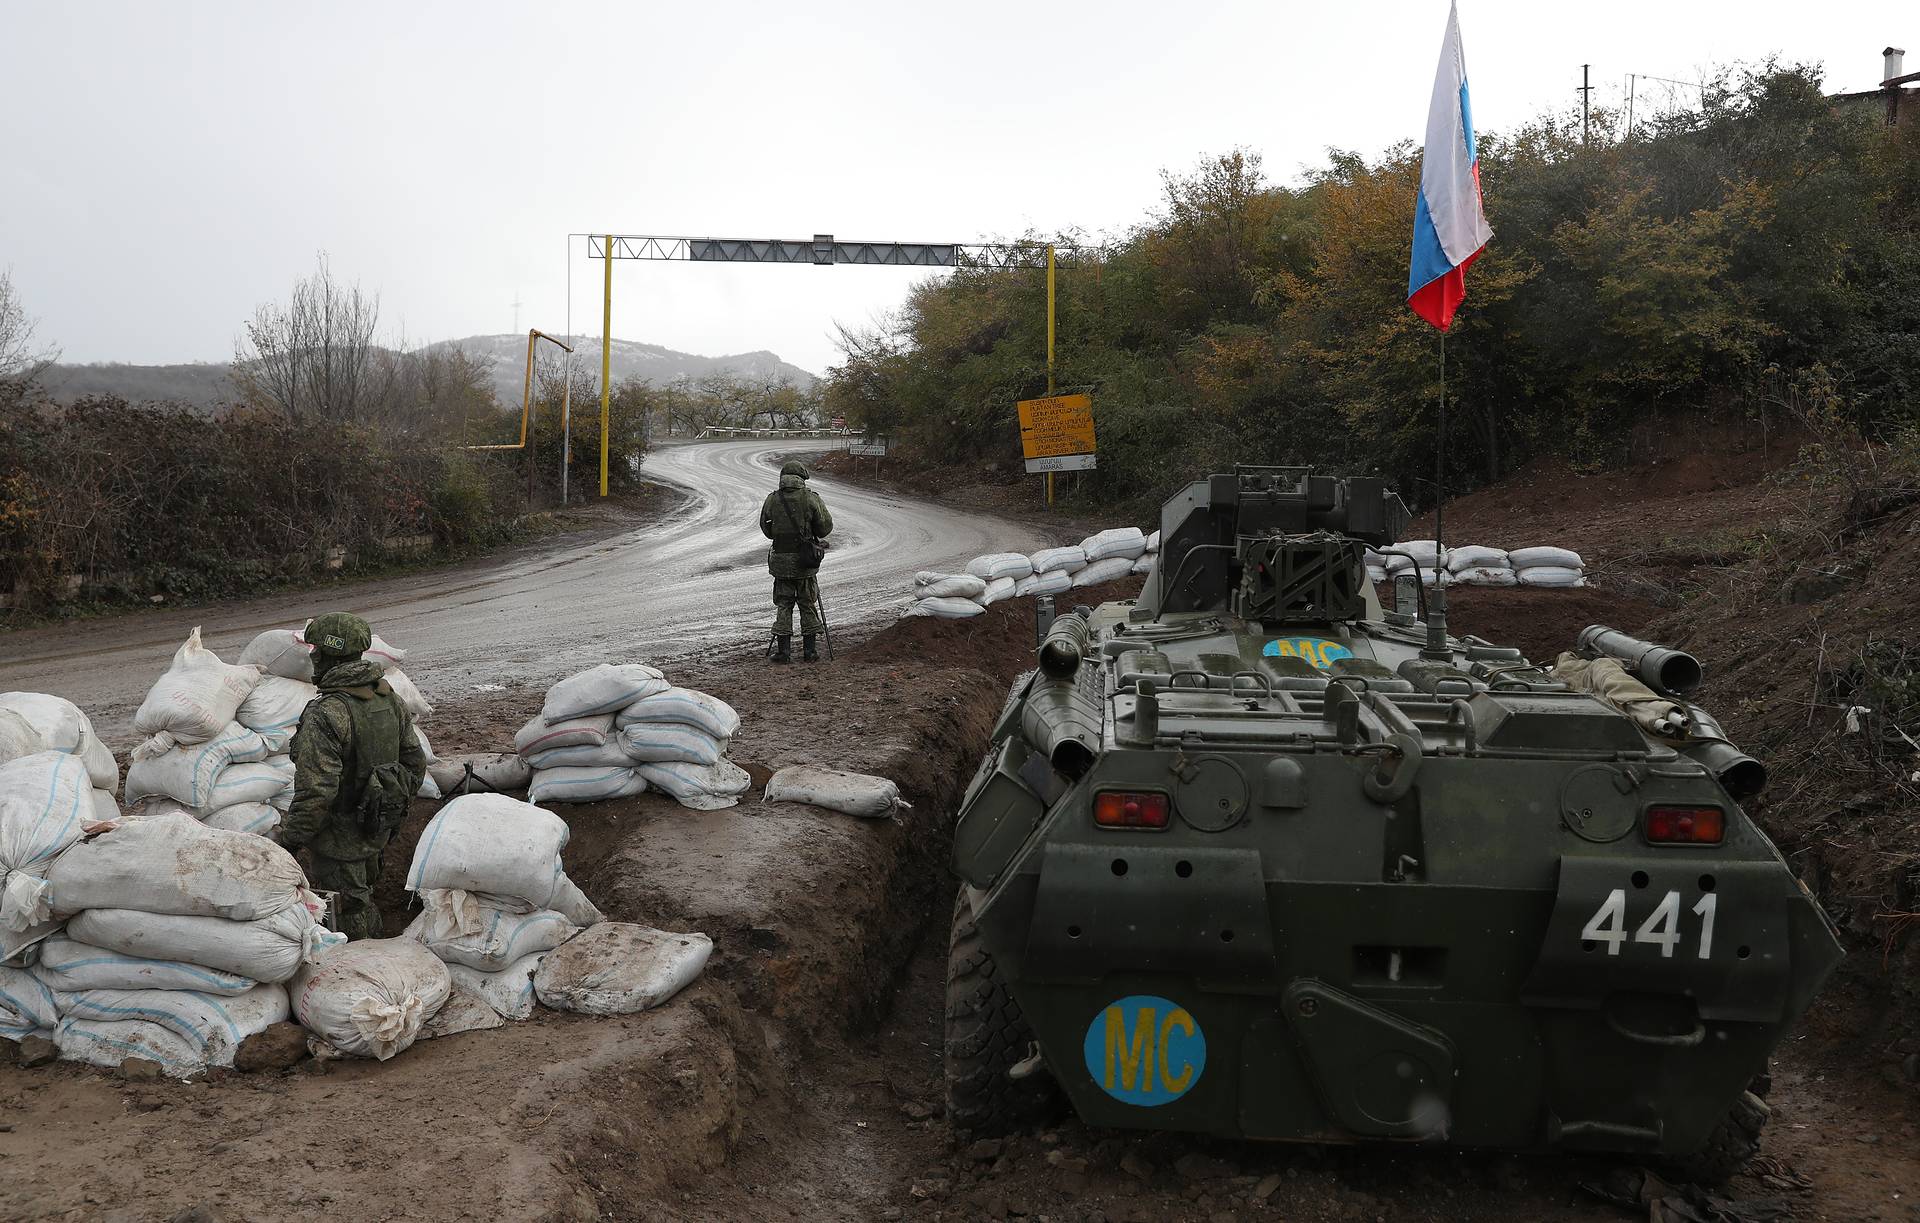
[1017,393,1096,472]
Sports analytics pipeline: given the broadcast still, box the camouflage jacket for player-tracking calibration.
[280,659,428,859]
[759,475,833,579]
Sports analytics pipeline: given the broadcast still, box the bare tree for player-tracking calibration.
[0,269,59,389]
[232,254,383,422]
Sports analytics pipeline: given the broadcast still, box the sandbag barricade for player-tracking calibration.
[520,669,747,810]
[905,527,1155,618]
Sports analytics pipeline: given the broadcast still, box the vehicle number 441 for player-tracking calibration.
[1580,889,1717,959]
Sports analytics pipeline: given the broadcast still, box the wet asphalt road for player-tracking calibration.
[0,439,1058,746]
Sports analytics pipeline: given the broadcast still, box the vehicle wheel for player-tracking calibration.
[944,886,1062,1137]
[1663,1088,1770,1185]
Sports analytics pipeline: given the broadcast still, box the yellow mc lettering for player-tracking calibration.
[1103,1005,1157,1093]
[1158,1008,1196,1094]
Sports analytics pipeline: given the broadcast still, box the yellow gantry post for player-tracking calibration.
[1045,243,1056,508]
[600,234,613,497]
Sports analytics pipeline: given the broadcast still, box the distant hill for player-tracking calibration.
[423,334,818,408]
[39,336,818,410]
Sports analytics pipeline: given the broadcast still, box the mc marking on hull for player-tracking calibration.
[1082,994,1207,1106]
[1262,637,1354,669]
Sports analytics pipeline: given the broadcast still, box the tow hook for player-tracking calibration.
[1008,1041,1046,1081]
[1362,731,1423,803]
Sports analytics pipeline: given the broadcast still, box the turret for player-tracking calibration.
[1144,466,1409,625]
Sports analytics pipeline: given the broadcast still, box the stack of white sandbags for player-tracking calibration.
[1509,545,1588,587]
[909,529,1158,615]
[120,628,300,831]
[516,664,750,811]
[236,625,439,801]
[0,751,94,967]
[402,793,603,1024]
[35,811,341,1075]
[1445,544,1518,587]
[0,692,122,822]
[1381,539,1447,586]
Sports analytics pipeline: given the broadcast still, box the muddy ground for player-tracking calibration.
[5,461,1920,1220]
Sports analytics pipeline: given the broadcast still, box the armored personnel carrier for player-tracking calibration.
[945,466,1842,1181]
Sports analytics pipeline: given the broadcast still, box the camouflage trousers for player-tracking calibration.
[308,850,385,941]
[772,574,822,637]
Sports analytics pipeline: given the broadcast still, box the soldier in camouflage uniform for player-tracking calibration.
[275,612,428,940]
[759,459,834,663]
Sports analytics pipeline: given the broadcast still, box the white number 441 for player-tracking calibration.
[1580,889,1718,959]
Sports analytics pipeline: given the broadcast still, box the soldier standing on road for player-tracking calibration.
[759,460,833,664]
[274,612,428,940]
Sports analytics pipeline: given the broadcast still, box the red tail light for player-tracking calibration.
[1645,806,1724,845]
[1094,791,1171,829]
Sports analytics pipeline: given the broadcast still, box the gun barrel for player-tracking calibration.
[1577,624,1703,696]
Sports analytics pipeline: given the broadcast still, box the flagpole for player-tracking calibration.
[1422,329,1452,661]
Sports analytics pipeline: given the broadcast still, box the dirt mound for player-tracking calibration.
[1441,585,1667,664]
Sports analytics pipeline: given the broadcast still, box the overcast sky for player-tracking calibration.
[1,1,1908,376]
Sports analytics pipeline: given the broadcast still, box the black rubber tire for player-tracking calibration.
[1663,1088,1771,1186]
[944,886,1062,1137]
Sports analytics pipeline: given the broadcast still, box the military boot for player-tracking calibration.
[802,634,819,663]
[771,635,793,664]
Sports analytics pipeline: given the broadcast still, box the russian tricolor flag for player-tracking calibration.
[1407,2,1493,331]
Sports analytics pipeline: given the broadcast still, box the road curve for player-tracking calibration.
[0,440,1061,746]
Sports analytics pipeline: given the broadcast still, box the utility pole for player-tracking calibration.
[512,292,522,334]
[1579,64,1593,142]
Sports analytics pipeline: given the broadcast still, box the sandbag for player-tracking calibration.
[1129,555,1153,575]
[417,978,505,1039]
[1013,570,1073,598]
[978,576,1018,606]
[542,663,669,722]
[1393,539,1441,566]
[523,741,635,771]
[203,802,282,837]
[1383,553,1414,572]
[614,688,741,739]
[88,789,119,822]
[449,954,544,1021]
[635,760,753,811]
[1455,566,1519,587]
[404,902,579,973]
[237,629,315,681]
[1072,557,1136,587]
[1445,545,1510,572]
[1081,527,1147,563]
[914,573,988,601]
[202,758,295,812]
[1144,529,1161,553]
[514,711,614,756]
[55,983,288,1075]
[1517,565,1587,588]
[534,923,711,1015]
[382,667,433,720]
[123,722,271,809]
[33,933,258,995]
[0,751,92,958]
[69,904,339,984]
[0,708,43,770]
[417,773,442,800]
[0,964,60,1039]
[1027,546,1086,575]
[234,675,317,751]
[616,723,728,766]
[48,811,307,921]
[764,765,902,818]
[290,937,450,1060]
[903,596,984,619]
[405,794,597,919]
[0,692,118,792]
[1509,545,1584,570]
[428,753,533,796]
[133,628,260,745]
[1365,565,1389,584]
[527,766,647,805]
[963,553,1034,582]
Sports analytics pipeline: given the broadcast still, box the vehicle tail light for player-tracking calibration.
[1094,791,1170,829]
[1645,806,1724,845]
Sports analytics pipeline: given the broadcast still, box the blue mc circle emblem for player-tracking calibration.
[1082,994,1207,1107]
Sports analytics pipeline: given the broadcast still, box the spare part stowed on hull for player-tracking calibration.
[945,466,1842,1182]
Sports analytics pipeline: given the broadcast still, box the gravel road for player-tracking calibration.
[0,438,1058,745]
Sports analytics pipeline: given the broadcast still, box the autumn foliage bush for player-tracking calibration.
[0,395,526,606]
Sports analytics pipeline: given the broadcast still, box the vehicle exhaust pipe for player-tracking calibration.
[1021,666,1102,778]
[1038,610,1091,678]
[1577,625,1704,696]
[1680,705,1769,800]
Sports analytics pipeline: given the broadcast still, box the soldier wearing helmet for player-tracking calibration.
[276,612,428,940]
[759,459,833,663]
